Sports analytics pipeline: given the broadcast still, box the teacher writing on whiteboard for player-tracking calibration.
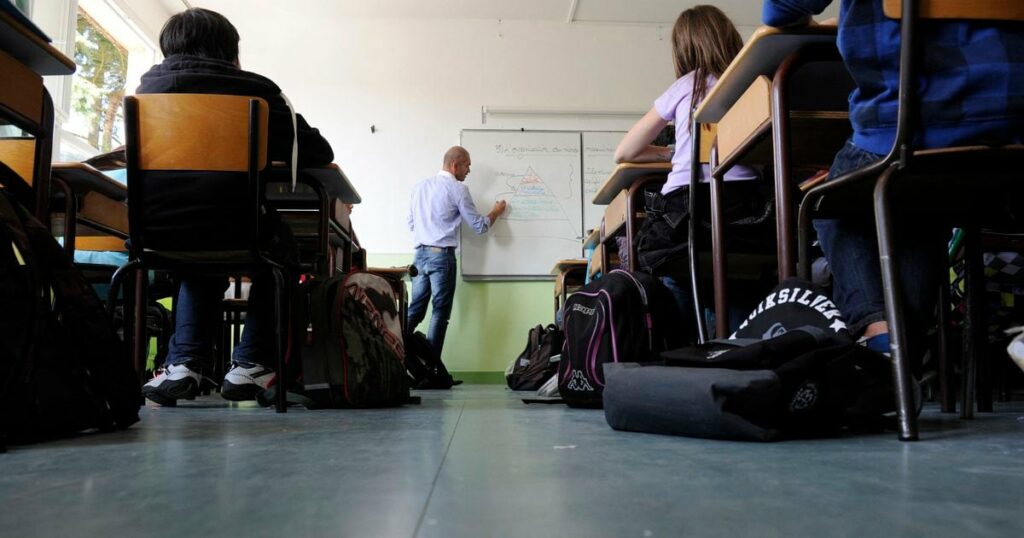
[407,146,508,361]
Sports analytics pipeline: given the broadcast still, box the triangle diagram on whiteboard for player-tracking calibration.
[497,166,575,236]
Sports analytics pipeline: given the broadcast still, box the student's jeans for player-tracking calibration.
[165,210,297,373]
[407,246,457,355]
[813,140,944,347]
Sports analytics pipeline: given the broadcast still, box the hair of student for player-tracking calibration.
[159,8,240,63]
[671,5,743,125]
[443,146,469,167]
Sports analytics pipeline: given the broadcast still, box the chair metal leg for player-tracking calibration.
[874,170,918,441]
[272,267,287,413]
[107,260,141,321]
[796,192,816,281]
[961,226,985,418]
[131,267,149,384]
[936,273,956,413]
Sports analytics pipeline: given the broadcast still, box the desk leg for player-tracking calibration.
[710,146,728,339]
[52,177,76,258]
[32,91,55,226]
[771,66,796,281]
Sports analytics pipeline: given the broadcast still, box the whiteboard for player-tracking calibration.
[460,130,583,279]
[582,131,625,234]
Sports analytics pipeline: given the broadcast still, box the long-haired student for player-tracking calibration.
[615,5,765,342]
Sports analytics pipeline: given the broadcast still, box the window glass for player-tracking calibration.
[64,8,127,159]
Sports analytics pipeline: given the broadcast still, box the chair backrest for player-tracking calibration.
[0,137,36,184]
[123,93,269,256]
[127,94,269,172]
[883,0,1024,21]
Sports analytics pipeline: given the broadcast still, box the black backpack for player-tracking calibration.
[558,269,680,408]
[273,271,411,408]
[0,192,140,446]
[602,278,894,441]
[506,324,563,391]
[405,331,455,390]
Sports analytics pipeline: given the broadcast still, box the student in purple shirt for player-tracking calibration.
[407,146,507,360]
[615,5,764,342]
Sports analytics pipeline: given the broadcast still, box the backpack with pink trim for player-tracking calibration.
[558,269,680,408]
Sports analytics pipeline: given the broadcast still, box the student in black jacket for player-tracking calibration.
[141,8,333,405]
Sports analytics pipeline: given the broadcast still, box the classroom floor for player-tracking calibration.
[1,385,1022,538]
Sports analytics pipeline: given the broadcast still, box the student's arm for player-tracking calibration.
[762,0,833,28]
[294,114,334,167]
[454,183,496,235]
[614,108,672,163]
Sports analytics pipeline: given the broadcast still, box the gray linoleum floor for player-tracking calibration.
[1,385,1022,538]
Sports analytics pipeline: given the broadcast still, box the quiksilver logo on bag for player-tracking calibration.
[572,304,596,316]
[566,370,595,392]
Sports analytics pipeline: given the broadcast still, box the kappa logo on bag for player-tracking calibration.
[566,370,595,392]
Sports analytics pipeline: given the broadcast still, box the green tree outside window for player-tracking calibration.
[72,9,127,152]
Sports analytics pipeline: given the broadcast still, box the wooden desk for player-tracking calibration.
[592,162,670,273]
[50,162,128,256]
[550,259,588,323]
[265,163,359,275]
[0,9,75,221]
[583,227,600,251]
[692,25,853,337]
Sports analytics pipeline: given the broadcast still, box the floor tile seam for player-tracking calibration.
[412,400,466,538]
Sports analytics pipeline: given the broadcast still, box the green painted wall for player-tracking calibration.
[368,253,554,382]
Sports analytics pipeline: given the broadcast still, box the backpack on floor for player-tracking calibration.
[506,324,563,391]
[603,278,894,441]
[0,192,140,445]
[281,271,411,408]
[405,331,454,389]
[558,269,680,408]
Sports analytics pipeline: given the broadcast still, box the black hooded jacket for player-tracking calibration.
[132,55,333,251]
[137,54,333,166]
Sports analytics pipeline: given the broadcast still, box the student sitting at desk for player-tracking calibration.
[763,0,1024,360]
[614,5,761,340]
[140,8,334,405]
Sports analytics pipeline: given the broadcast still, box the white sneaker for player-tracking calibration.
[1007,326,1024,374]
[142,363,216,406]
[221,362,276,401]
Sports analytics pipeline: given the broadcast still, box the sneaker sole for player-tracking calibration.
[220,381,266,402]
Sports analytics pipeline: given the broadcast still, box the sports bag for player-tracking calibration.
[405,330,455,389]
[0,191,140,445]
[603,278,893,441]
[558,269,680,408]
[506,324,563,391]
[283,271,410,408]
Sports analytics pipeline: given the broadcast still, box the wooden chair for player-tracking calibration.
[109,93,290,413]
[796,0,1024,440]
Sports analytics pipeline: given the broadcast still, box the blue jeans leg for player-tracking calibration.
[231,272,274,368]
[813,140,944,339]
[166,277,229,372]
[406,248,457,355]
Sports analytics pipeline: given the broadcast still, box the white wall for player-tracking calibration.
[217,12,689,253]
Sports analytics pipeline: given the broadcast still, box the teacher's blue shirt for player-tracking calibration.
[407,170,491,248]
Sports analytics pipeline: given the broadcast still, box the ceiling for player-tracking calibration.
[191,0,835,28]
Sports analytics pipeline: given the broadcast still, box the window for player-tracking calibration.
[64,8,128,158]
[28,0,161,162]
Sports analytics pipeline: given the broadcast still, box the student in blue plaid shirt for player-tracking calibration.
[762,1,1024,359]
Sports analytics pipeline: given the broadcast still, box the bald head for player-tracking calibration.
[443,146,472,181]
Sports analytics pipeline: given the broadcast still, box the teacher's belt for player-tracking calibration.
[417,245,455,253]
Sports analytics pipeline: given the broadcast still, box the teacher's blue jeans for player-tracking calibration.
[813,140,944,341]
[407,247,457,355]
